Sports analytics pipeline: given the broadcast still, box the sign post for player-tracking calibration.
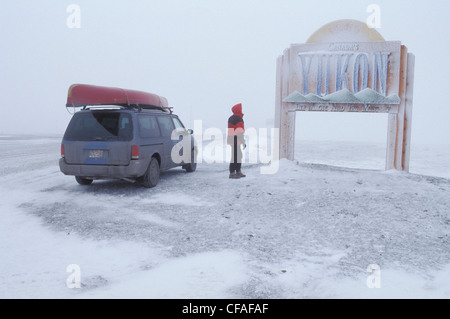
[275,20,415,171]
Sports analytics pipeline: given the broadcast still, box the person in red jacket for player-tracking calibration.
[227,103,246,179]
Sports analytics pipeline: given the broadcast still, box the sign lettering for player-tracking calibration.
[298,51,391,97]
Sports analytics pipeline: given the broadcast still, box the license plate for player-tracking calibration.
[89,150,104,158]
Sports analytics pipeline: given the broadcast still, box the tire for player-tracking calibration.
[184,147,197,173]
[184,162,197,172]
[142,157,160,188]
[75,176,93,185]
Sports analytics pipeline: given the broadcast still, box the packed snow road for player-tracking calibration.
[0,135,449,298]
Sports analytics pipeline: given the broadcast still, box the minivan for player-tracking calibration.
[59,84,197,188]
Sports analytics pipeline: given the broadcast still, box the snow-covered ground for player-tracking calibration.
[0,135,449,299]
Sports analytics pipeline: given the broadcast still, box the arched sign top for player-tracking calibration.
[306,19,385,43]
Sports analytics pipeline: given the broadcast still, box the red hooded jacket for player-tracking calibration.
[227,103,245,146]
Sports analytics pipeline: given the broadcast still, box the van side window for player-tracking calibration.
[138,116,160,138]
[172,118,185,132]
[156,116,175,137]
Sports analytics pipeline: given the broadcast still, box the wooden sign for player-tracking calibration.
[274,20,415,171]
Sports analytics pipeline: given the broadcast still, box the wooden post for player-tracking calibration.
[386,46,414,172]
[274,55,283,160]
[392,46,416,171]
[394,46,407,170]
[279,49,295,160]
[402,53,415,172]
[386,113,397,170]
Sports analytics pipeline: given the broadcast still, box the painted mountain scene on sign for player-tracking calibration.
[283,89,401,105]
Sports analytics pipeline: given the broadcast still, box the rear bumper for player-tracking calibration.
[59,158,149,179]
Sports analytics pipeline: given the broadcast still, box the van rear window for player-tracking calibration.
[64,111,133,141]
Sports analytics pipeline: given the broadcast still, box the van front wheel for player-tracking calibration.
[143,157,160,188]
[183,147,197,173]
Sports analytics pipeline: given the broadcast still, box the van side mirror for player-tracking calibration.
[187,129,194,135]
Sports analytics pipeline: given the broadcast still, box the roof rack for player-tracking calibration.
[66,84,172,113]
[80,104,173,113]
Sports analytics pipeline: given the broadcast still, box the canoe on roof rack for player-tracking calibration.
[66,84,171,113]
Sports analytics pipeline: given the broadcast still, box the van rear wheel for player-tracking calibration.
[75,176,93,185]
[143,157,160,188]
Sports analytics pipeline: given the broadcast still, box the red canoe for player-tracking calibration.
[66,84,169,110]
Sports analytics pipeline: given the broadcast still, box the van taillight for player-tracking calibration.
[61,144,65,158]
[131,146,139,160]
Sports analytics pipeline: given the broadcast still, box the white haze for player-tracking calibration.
[0,0,449,148]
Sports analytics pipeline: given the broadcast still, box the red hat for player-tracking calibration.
[232,103,243,117]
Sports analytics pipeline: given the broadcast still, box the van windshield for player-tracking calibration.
[64,111,133,141]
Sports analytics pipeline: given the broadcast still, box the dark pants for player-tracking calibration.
[229,136,242,173]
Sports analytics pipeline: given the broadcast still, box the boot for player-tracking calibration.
[235,171,246,178]
[229,172,239,179]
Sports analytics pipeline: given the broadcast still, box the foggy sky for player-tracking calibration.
[1,0,449,146]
